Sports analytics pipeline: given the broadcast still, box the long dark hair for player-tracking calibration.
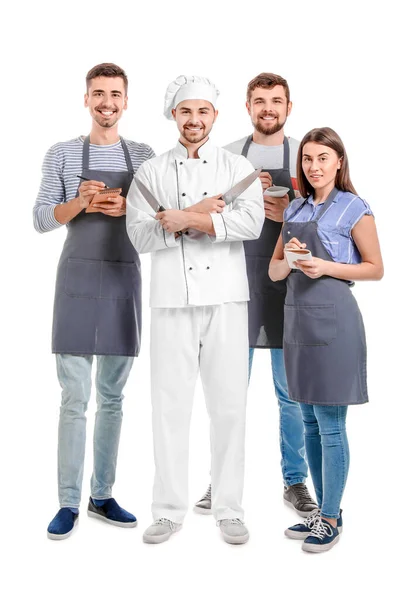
[297,127,357,197]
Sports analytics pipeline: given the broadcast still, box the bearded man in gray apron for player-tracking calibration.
[33,63,155,540]
[195,73,317,517]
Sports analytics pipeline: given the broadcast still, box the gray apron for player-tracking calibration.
[52,136,141,356]
[282,188,368,406]
[242,135,295,348]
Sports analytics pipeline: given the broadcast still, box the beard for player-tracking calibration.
[253,115,286,136]
[93,107,119,129]
[181,122,213,144]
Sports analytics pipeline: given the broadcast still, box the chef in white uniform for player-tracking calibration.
[126,75,264,545]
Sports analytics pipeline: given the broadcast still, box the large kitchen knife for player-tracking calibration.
[222,167,262,205]
[135,178,166,212]
[134,178,185,236]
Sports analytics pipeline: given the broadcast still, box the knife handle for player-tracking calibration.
[158,205,182,235]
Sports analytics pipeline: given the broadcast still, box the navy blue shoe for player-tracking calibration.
[286,509,343,540]
[302,517,341,553]
[87,497,137,528]
[47,508,79,540]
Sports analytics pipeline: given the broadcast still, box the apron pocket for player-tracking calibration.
[284,304,336,346]
[100,261,137,300]
[64,258,101,298]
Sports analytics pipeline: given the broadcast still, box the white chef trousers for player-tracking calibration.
[150,301,248,523]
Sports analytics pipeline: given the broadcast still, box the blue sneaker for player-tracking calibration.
[87,497,137,528]
[47,508,79,540]
[285,509,343,540]
[302,517,341,553]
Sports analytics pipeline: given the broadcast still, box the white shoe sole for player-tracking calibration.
[87,510,137,528]
[193,505,212,515]
[143,526,182,544]
[283,498,317,518]
[285,526,343,540]
[302,534,341,553]
[47,517,79,540]
[221,532,249,545]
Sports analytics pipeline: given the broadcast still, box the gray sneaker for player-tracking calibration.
[283,483,318,517]
[194,484,212,515]
[218,519,249,545]
[143,518,182,544]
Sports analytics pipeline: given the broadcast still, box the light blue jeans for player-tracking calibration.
[56,354,134,508]
[249,348,307,486]
[299,403,349,519]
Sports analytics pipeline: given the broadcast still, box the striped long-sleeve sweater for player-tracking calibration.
[33,136,155,233]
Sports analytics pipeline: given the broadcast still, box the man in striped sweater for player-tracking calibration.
[34,63,154,540]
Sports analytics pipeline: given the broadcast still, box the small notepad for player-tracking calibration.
[85,188,122,213]
[284,248,312,269]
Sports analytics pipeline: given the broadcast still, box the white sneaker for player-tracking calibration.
[218,519,249,545]
[194,484,212,514]
[143,518,182,544]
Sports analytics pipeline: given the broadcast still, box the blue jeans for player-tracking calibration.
[249,348,307,486]
[299,403,349,519]
[56,354,134,508]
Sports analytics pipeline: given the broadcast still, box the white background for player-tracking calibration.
[1,1,416,598]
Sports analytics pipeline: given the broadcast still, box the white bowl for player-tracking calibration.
[264,185,290,197]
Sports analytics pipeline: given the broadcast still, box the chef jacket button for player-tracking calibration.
[185,231,189,235]
[203,160,207,164]
[203,192,207,196]
[206,266,210,269]
[179,162,183,165]
[182,193,186,196]
[189,267,193,270]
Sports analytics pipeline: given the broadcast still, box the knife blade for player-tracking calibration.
[222,168,262,205]
[135,179,166,212]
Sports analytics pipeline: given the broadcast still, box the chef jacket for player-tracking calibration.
[126,140,264,308]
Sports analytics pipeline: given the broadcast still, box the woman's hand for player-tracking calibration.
[295,257,329,279]
[284,237,306,251]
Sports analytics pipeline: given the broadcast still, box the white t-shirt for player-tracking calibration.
[224,135,299,177]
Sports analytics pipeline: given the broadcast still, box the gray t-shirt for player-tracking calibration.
[224,136,299,177]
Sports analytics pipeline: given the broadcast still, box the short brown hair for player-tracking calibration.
[247,72,290,104]
[86,63,128,93]
[297,127,357,198]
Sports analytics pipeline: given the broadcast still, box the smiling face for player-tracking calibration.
[246,85,292,136]
[172,99,218,145]
[301,142,342,194]
[84,76,127,129]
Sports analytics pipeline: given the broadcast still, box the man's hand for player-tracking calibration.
[184,194,225,214]
[78,180,106,209]
[156,209,191,233]
[259,171,273,192]
[264,193,290,223]
[91,195,126,217]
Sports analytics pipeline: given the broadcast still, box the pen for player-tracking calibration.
[76,175,109,188]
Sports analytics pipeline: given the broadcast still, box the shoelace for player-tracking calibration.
[293,484,315,502]
[154,518,175,530]
[309,518,334,540]
[200,485,211,501]
[303,508,321,528]
[217,518,244,527]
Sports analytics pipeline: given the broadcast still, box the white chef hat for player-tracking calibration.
[163,75,220,120]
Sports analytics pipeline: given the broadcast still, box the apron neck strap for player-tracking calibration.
[241,135,252,158]
[241,134,290,170]
[312,187,339,222]
[82,135,90,171]
[119,137,135,174]
[283,136,290,170]
[82,135,134,174]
